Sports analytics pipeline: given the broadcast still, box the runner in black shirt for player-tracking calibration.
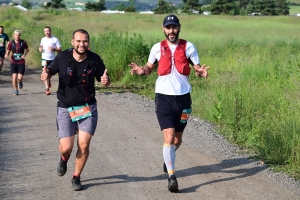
[41,29,110,191]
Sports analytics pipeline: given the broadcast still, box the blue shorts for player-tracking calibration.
[10,63,25,75]
[155,93,192,132]
[56,102,98,138]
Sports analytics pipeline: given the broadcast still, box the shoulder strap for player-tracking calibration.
[67,48,77,73]
[11,39,25,53]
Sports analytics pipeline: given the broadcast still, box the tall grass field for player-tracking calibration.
[1,7,300,180]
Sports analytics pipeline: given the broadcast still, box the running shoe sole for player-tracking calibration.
[168,175,179,192]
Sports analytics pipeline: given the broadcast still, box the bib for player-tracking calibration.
[180,108,192,123]
[68,104,92,122]
[13,53,22,60]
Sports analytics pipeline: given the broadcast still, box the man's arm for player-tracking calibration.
[54,47,62,52]
[129,62,155,76]
[23,47,29,59]
[4,41,11,59]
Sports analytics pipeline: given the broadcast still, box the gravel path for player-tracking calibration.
[0,61,299,199]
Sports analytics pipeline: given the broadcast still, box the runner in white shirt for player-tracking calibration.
[129,14,210,193]
[39,26,61,95]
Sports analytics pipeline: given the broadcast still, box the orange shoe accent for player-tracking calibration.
[46,89,51,95]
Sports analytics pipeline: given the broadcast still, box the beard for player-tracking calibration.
[74,47,87,55]
[164,31,180,43]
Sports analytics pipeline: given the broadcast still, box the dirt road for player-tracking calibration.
[0,60,299,200]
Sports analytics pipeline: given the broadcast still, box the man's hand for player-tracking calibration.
[41,66,49,81]
[195,64,210,78]
[129,62,144,75]
[101,69,110,86]
[48,46,55,51]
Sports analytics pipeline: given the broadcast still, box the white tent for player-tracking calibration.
[100,10,125,14]
[139,11,154,14]
[14,5,27,11]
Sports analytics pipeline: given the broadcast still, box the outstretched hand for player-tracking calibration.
[101,69,110,86]
[195,64,210,78]
[41,66,49,81]
[129,62,143,75]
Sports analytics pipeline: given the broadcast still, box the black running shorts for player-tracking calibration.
[10,63,25,75]
[0,50,5,59]
[155,93,192,132]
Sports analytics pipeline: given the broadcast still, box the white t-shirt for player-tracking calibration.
[40,36,61,60]
[148,40,200,95]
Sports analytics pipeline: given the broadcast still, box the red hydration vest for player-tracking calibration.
[158,39,190,76]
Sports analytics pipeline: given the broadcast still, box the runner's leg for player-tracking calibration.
[12,73,18,90]
[73,130,92,176]
[174,131,183,151]
[163,128,176,175]
[59,135,75,158]
[45,79,50,88]
[17,74,23,83]
[0,57,3,71]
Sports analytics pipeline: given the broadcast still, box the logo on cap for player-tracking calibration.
[168,17,174,20]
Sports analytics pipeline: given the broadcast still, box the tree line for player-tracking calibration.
[16,0,291,15]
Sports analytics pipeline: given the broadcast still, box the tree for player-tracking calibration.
[153,0,176,14]
[274,0,289,15]
[200,0,212,5]
[208,0,290,15]
[113,3,126,11]
[124,0,136,12]
[182,0,202,14]
[85,0,106,11]
[21,0,32,9]
[44,0,66,9]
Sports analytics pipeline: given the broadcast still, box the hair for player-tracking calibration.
[44,26,51,31]
[72,29,89,41]
[14,30,21,35]
[0,26,3,29]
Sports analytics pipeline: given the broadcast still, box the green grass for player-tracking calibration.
[1,7,300,180]
[289,5,300,14]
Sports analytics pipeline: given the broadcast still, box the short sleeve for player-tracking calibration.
[6,41,12,51]
[47,54,59,75]
[148,43,160,64]
[23,41,29,49]
[186,42,200,66]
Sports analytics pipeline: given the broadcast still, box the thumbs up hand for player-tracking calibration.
[101,69,111,86]
[41,66,49,81]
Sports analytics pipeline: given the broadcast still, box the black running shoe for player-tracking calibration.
[71,176,82,191]
[168,175,179,192]
[57,157,67,176]
[163,163,167,173]
[19,81,23,89]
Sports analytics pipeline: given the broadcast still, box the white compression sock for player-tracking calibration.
[163,143,176,175]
